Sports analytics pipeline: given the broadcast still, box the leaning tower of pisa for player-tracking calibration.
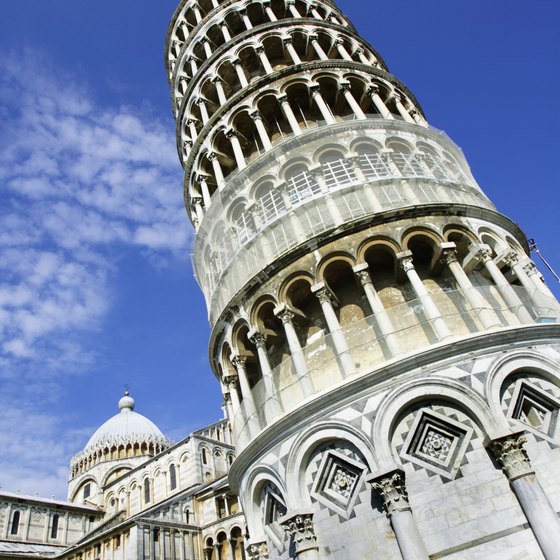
[165,1,560,558]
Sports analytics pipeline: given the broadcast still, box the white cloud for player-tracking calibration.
[0,50,191,497]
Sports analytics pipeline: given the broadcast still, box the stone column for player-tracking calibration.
[240,9,253,30]
[208,152,225,190]
[196,98,210,124]
[231,355,261,434]
[256,46,273,74]
[192,197,204,225]
[197,175,212,209]
[278,95,302,135]
[353,264,402,356]
[246,540,269,560]
[356,46,372,65]
[397,251,452,340]
[309,5,322,20]
[392,93,416,124]
[188,56,198,75]
[284,38,302,64]
[280,512,320,560]
[488,432,560,560]
[310,85,336,124]
[192,5,203,24]
[263,3,277,22]
[187,118,198,140]
[439,243,501,330]
[250,111,272,151]
[311,283,356,376]
[220,23,232,41]
[465,244,533,323]
[368,468,429,560]
[340,80,367,120]
[334,38,353,61]
[227,129,247,170]
[249,330,283,418]
[523,261,555,297]
[224,375,246,431]
[368,84,393,119]
[309,34,328,61]
[212,76,227,105]
[287,0,301,18]
[232,58,249,87]
[202,40,213,59]
[274,305,315,397]
[504,252,554,310]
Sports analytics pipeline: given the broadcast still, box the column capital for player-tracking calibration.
[210,75,222,84]
[367,467,411,515]
[488,432,534,480]
[250,110,263,121]
[223,375,239,391]
[339,79,352,92]
[225,128,238,139]
[440,242,459,266]
[246,540,269,560]
[191,196,203,206]
[279,511,318,555]
[249,330,267,349]
[353,263,372,286]
[311,282,336,305]
[282,35,293,45]
[231,354,247,368]
[208,151,220,161]
[368,83,380,95]
[522,261,538,276]
[309,83,321,94]
[502,250,520,268]
[274,304,295,324]
[277,93,289,104]
[396,250,415,273]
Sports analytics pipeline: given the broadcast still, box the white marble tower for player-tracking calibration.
[166,1,560,558]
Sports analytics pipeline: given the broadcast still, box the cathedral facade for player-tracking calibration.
[3,1,560,559]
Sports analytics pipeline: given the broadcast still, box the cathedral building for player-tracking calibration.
[3,0,560,559]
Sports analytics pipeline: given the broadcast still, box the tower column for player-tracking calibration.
[523,261,556,298]
[263,3,277,22]
[488,432,560,560]
[278,95,302,136]
[392,93,416,124]
[334,38,353,61]
[397,251,452,340]
[274,305,315,397]
[212,76,227,105]
[284,38,302,64]
[208,152,225,190]
[368,468,429,560]
[198,175,212,209]
[227,129,247,170]
[310,85,336,124]
[309,35,328,60]
[465,244,533,323]
[231,356,262,435]
[353,264,402,356]
[220,23,232,42]
[232,58,249,87]
[311,283,355,376]
[439,243,501,330]
[249,330,283,418]
[287,0,301,18]
[251,111,272,151]
[256,46,274,74]
[202,40,213,59]
[280,512,320,560]
[340,80,367,120]
[368,84,393,119]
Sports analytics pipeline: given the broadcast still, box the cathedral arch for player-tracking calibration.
[101,464,134,487]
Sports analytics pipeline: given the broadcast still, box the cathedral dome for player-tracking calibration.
[70,392,171,478]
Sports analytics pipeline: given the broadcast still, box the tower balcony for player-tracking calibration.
[228,285,560,453]
[192,118,492,324]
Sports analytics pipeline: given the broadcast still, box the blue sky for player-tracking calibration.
[0,1,559,498]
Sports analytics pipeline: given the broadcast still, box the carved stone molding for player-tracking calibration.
[368,468,411,515]
[280,511,318,554]
[488,432,534,480]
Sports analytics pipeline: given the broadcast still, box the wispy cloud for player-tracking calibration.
[0,50,189,497]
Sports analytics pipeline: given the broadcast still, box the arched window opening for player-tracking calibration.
[144,479,151,504]
[324,260,367,325]
[50,514,59,539]
[10,511,20,535]
[364,245,403,307]
[169,464,177,491]
[202,448,209,464]
[255,180,286,226]
[287,278,325,346]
